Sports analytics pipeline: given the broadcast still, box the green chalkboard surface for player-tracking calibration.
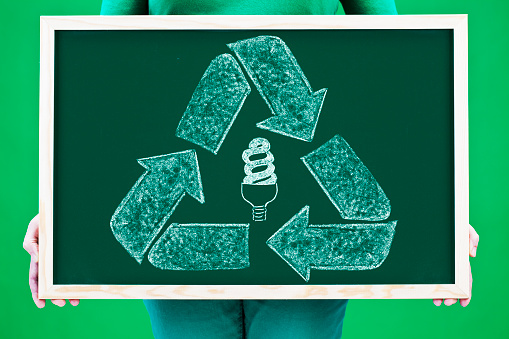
[40,16,469,299]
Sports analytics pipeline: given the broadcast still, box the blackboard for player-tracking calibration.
[39,15,470,299]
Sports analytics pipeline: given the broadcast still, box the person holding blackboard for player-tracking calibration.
[24,0,480,338]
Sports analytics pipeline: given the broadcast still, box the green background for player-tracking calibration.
[0,0,506,338]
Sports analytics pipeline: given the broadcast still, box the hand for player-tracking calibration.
[433,224,479,307]
[23,214,80,308]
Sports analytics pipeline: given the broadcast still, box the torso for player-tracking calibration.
[148,0,339,15]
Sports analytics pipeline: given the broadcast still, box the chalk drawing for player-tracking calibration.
[228,36,327,142]
[241,138,278,221]
[176,53,251,154]
[242,137,277,185]
[267,206,397,282]
[109,38,399,279]
[301,135,391,221]
[110,150,205,264]
[148,223,250,270]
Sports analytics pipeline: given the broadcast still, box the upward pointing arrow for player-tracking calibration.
[228,36,327,142]
[110,150,204,264]
[267,206,397,282]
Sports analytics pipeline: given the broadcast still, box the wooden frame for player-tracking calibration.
[39,15,469,299]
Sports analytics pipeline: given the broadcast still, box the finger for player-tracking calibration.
[32,292,46,308]
[51,299,66,307]
[23,215,40,262]
[433,299,442,306]
[460,262,473,307]
[69,299,80,306]
[469,240,475,257]
[469,225,479,257]
[29,259,45,308]
[444,298,457,306]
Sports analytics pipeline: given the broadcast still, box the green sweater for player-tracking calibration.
[100,0,397,15]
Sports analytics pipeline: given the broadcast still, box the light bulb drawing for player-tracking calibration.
[241,137,278,222]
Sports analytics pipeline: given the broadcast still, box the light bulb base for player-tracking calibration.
[252,206,267,222]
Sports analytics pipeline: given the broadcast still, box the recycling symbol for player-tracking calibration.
[110,35,397,282]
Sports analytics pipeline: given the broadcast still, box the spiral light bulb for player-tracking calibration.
[241,137,278,222]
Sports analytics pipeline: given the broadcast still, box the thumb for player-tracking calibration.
[23,215,40,262]
[469,225,479,257]
[27,243,39,263]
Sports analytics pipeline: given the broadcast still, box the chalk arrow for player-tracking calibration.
[267,206,397,282]
[148,223,250,270]
[228,36,327,142]
[301,135,391,221]
[110,150,205,264]
[176,54,251,154]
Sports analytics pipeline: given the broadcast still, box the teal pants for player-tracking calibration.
[144,299,348,339]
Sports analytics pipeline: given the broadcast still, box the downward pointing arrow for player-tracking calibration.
[267,206,397,282]
[110,150,204,264]
[176,53,251,154]
[228,36,327,142]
